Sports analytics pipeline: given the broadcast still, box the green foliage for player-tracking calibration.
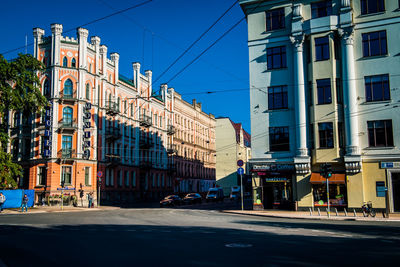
[0,53,48,188]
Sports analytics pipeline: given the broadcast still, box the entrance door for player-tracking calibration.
[263,184,274,209]
[392,173,400,212]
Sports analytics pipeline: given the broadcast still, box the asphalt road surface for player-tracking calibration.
[1,204,399,266]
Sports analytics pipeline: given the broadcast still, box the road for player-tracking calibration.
[0,203,399,266]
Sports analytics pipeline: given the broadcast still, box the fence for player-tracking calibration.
[0,189,34,208]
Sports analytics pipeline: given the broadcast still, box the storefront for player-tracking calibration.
[251,163,295,210]
[309,173,347,209]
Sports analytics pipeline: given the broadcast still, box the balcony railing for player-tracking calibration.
[105,101,119,115]
[167,125,176,135]
[105,127,122,140]
[139,160,152,169]
[139,114,152,127]
[57,148,77,160]
[167,163,176,173]
[105,153,121,166]
[58,119,78,132]
[166,144,177,154]
[59,90,77,103]
[139,136,154,149]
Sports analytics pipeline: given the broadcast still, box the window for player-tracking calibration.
[361,0,385,15]
[71,58,76,68]
[318,122,334,148]
[376,181,386,197]
[268,85,288,110]
[267,46,286,70]
[110,170,114,186]
[311,0,332,18]
[365,74,390,102]
[117,97,121,112]
[317,79,332,104]
[118,170,122,186]
[37,166,46,186]
[362,31,387,57]
[62,57,68,67]
[315,36,330,61]
[43,79,50,96]
[125,171,129,186]
[85,84,90,100]
[269,127,289,151]
[61,166,72,185]
[62,135,72,156]
[64,79,73,97]
[62,107,73,125]
[85,167,90,185]
[131,171,136,187]
[368,120,393,147]
[130,103,134,117]
[266,8,285,31]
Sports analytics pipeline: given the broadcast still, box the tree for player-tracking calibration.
[0,53,48,189]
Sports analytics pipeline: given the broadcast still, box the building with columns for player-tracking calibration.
[240,0,400,212]
[9,23,215,205]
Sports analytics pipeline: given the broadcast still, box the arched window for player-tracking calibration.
[85,83,90,100]
[64,79,73,97]
[62,57,68,67]
[117,97,121,112]
[43,79,50,96]
[62,107,73,125]
[71,58,76,68]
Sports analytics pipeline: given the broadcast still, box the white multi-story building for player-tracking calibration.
[240,0,400,212]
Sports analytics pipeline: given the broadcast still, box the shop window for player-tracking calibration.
[367,120,393,147]
[61,166,72,185]
[318,122,334,148]
[269,126,289,151]
[311,0,332,18]
[266,8,285,31]
[362,30,387,57]
[37,166,46,186]
[376,181,386,197]
[62,57,68,67]
[71,58,76,68]
[315,36,330,61]
[268,85,288,110]
[313,183,346,206]
[365,74,390,102]
[361,0,385,15]
[267,46,287,70]
[317,78,332,104]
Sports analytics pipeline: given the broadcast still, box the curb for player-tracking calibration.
[0,207,119,215]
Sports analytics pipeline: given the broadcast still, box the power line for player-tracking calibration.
[0,0,153,55]
[153,0,238,84]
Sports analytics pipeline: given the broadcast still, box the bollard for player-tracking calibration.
[335,208,338,216]
[326,208,329,217]
[317,208,321,216]
[353,209,357,217]
[362,210,366,217]
[309,207,313,216]
[344,208,348,217]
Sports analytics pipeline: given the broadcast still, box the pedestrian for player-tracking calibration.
[21,194,29,212]
[88,193,93,208]
[0,192,6,213]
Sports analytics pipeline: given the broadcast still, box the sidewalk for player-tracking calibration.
[0,205,119,215]
[222,209,400,222]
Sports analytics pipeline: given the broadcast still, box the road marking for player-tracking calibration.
[225,243,253,248]
[127,229,136,232]
[381,240,395,243]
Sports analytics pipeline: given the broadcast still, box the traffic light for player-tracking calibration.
[320,163,332,179]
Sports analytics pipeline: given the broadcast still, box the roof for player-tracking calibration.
[229,119,251,147]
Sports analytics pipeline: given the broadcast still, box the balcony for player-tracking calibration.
[58,119,78,133]
[59,90,77,104]
[105,153,121,167]
[105,101,119,116]
[167,125,176,135]
[105,127,122,141]
[57,149,78,162]
[139,160,152,169]
[166,144,177,154]
[139,136,154,149]
[139,114,152,128]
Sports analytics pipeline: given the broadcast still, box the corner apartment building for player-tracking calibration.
[216,118,251,196]
[240,0,400,212]
[9,23,215,205]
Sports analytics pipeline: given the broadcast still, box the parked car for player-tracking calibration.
[183,193,202,205]
[206,188,224,202]
[160,195,182,207]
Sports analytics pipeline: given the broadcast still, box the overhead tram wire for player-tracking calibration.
[152,0,239,84]
[0,0,153,56]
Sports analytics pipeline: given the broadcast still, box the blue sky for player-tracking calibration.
[0,0,251,132]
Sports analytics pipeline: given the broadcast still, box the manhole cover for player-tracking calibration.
[225,243,253,248]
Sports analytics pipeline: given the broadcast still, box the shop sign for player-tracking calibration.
[252,164,295,172]
[265,177,287,182]
[380,162,400,169]
[82,102,92,160]
[43,105,52,158]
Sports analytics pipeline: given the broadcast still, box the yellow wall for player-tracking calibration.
[296,174,313,208]
[346,172,364,209]
[362,162,386,209]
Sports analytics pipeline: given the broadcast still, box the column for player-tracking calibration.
[290,34,308,158]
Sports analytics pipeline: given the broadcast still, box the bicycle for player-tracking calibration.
[362,201,376,217]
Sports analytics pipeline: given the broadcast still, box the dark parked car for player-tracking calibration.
[206,188,224,202]
[182,193,202,205]
[160,195,182,207]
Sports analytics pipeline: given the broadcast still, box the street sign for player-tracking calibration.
[57,187,76,190]
[97,171,103,178]
[237,160,244,167]
[237,167,244,175]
